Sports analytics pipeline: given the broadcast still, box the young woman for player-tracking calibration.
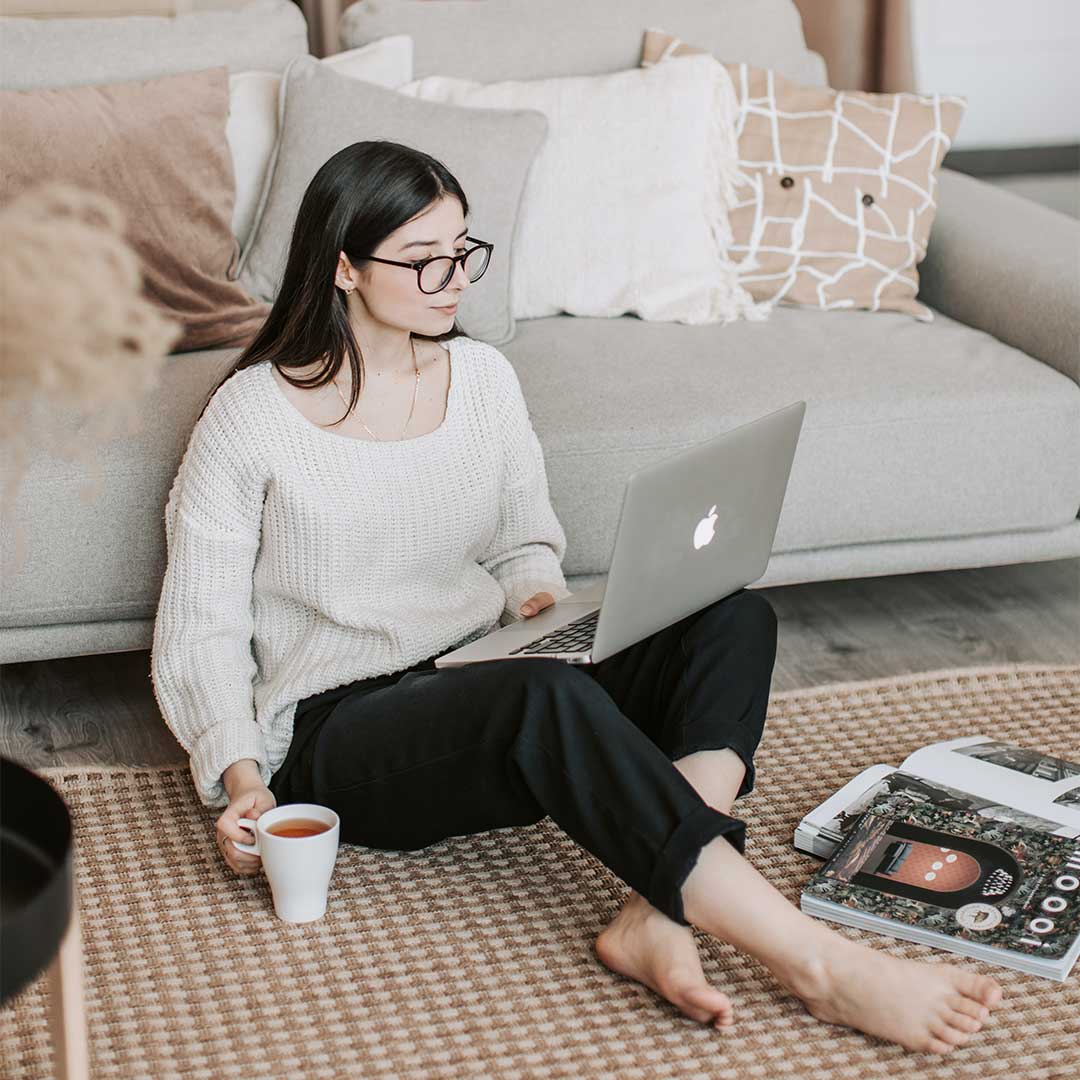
[151,140,1001,1054]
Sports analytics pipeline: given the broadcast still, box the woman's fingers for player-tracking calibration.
[521,591,556,616]
[215,786,275,875]
[216,805,264,875]
[221,833,261,875]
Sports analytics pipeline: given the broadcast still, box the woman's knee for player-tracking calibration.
[740,589,778,650]
[698,588,777,654]
[502,656,606,700]
[501,657,633,741]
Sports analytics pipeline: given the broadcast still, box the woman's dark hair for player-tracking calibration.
[195,140,469,425]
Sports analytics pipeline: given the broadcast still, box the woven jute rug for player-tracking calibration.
[3,663,1079,1080]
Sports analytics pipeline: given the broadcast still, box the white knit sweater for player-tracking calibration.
[150,336,573,808]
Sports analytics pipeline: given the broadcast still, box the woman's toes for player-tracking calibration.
[925,1036,956,1055]
[980,977,1004,1008]
[679,982,733,1024]
[947,994,990,1023]
[931,1019,972,1047]
[963,972,1004,1008]
[947,1009,983,1034]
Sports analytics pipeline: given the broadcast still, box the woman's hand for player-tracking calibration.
[519,591,556,618]
[216,777,277,877]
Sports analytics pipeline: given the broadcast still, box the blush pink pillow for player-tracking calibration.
[0,65,270,352]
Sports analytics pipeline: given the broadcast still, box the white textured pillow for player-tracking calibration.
[227,36,413,252]
[399,53,769,325]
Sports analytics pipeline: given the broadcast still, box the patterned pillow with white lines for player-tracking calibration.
[642,29,966,321]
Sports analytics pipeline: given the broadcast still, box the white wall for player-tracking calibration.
[910,0,1080,150]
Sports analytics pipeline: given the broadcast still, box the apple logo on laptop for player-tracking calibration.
[693,505,719,550]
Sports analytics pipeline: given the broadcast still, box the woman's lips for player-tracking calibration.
[434,303,458,313]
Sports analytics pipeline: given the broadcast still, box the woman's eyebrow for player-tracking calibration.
[399,227,469,252]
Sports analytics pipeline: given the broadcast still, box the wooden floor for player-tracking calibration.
[2,557,1077,774]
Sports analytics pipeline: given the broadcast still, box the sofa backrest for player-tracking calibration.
[339,0,826,86]
[0,0,308,90]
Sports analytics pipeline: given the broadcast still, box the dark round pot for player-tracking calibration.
[0,755,74,1004]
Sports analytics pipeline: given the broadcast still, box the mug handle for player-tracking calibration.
[232,818,261,856]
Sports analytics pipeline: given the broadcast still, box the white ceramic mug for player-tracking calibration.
[233,803,341,923]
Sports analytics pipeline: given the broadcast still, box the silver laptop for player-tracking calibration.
[435,400,806,669]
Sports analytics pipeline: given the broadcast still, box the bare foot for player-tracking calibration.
[779,930,1003,1054]
[595,890,735,1029]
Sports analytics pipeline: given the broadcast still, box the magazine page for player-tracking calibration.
[802,794,1080,978]
[799,764,895,839]
[807,768,1080,848]
[900,736,1080,830]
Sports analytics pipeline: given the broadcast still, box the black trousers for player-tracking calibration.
[268,587,778,927]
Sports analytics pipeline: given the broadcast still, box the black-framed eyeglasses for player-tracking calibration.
[355,236,494,294]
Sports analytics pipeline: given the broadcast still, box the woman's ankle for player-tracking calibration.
[681,836,845,978]
[765,922,879,1009]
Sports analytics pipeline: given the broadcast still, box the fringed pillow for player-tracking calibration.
[642,29,967,321]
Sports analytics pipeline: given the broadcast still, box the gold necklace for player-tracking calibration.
[332,337,421,441]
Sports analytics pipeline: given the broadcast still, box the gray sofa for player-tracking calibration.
[1,0,1078,666]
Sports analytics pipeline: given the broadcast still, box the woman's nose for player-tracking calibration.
[448,256,470,290]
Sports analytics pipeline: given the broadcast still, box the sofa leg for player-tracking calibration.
[46,888,90,1080]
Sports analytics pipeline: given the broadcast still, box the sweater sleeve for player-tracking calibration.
[479,354,574,627]
[150,381,269,809]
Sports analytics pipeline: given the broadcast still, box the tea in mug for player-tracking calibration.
[266,818,332,839]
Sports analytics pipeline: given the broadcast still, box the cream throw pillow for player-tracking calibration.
[642,28,967,321]
[399,54,770,325]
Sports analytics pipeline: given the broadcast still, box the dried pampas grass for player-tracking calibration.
[1,181,182,578]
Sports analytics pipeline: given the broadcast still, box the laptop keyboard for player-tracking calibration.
[508,608,600,656]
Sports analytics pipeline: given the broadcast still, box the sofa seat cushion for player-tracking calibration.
[5,313,1078,631]
[501,309,1080,574]
[0,348,244,630]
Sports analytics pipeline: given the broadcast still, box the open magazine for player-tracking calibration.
[800,792,1080,980]
[796,736,1080,859]
[795,736,1080,980]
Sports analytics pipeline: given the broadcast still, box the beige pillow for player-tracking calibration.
[642,29,967,321]
[0,65,270,353]
[237,55,550,346]
[227,36,415,252]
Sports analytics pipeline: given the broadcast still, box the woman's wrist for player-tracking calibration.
[222,758,264,795]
